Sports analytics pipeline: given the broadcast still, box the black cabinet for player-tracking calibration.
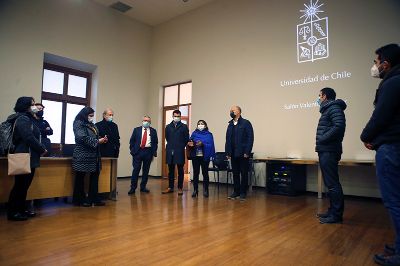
[267,162,306,196]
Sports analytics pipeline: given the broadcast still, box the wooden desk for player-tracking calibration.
[253,158,375,198]
[0,157,118,203]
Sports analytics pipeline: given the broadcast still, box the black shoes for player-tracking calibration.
[319,215,343,224]
[203,190,209,198]
[25,210,36,217]
[316,212,330,218]
[192,190,198,198]
[228,192,240,200]
[374,254,400,266]
[162,188,174,194]
[7,212,28,221]
[373,244,398,266]
[240,194,246,201]
[128,188,135,195]
[140,188,150,193]
[385,244,396,256]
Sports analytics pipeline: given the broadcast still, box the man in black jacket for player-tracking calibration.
[95,108,120,158]
[315,87,346,224]
[361,44,400,266]
[162,110,189,195]
[225,106,254,201]
[34,103,53,156]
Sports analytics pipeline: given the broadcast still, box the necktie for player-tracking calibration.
[140,128,147,148]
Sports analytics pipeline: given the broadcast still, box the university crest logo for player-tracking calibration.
[297,0,329,63]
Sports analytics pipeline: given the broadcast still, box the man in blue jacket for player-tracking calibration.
[129,115,158,194]
[315,87,346,224]
[225,106,254,201]
[361,44,400,266]
[162,110,189,195]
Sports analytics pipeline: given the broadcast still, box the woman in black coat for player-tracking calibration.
[7,97,47,221]
[72,107,108,207]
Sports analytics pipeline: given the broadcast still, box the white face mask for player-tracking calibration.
[88,117,94,123]
[31,106,39,113]
[197,125,205,131]
[371,64,381,78]
[173,117,181,123]
[106,116,113,122]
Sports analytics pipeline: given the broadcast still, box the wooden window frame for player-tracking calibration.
[41,63,92,148]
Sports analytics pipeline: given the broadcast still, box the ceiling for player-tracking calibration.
[92,0,216,26]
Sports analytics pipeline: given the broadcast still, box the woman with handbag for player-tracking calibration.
[72,107,108,207]
[7,97,47,221]
[188,120,215,198]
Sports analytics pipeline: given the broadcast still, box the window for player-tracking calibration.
[41,63,91,147]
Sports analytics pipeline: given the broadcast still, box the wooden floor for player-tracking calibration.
[0,178,393,266]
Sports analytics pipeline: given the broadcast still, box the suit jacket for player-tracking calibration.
[129,126,158,157]
[225,116,254,158]
[165,121,189,164]
[95,119,120,158]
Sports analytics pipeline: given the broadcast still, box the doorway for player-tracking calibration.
[161,82,192,178]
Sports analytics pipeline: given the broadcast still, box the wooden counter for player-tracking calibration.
[0,157,117,203]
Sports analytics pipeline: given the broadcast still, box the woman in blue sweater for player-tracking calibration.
[188,120,215,198]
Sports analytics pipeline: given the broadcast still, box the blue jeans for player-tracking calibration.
[318,151,344,218]
[376,143,400,253]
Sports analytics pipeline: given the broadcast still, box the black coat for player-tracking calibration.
[315,99,346,153]
[361,65,400,149]
[95,119,120,158]
[165,121,189,164]
[72,120,101,172]
[34,117,53,154]
[225,116,254,158]
[7,113,46,169]
[129,126,158,157]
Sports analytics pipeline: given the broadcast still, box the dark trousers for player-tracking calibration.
[131,148,153,190]
[192,157,210,191]
[168,163,184,190]
[73,171,100,204]
[318,151,344,218]
[376,143,400,253]
[8,168,36,215]
[231,156,249,195]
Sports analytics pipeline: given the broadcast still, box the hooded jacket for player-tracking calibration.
[315,99,347,153]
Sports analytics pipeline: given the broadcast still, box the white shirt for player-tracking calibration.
[141,127,151,147]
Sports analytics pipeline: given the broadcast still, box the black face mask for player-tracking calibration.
[37,110,44,117]
[230,111,235,119]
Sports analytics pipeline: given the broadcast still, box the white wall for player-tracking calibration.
[0,0,152,177]
[148,0,400,196]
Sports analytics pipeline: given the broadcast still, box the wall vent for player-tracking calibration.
[110,1,132,13]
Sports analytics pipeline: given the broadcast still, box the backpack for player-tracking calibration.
[0,114,20,156]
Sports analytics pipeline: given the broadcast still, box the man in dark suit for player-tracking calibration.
[128,115,158,194]
[225,106,254,201]
[95,108,120,158]
[162,110,189,195]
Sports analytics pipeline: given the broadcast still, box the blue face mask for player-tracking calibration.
[316,98,322,106]
[142,121,150,128]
